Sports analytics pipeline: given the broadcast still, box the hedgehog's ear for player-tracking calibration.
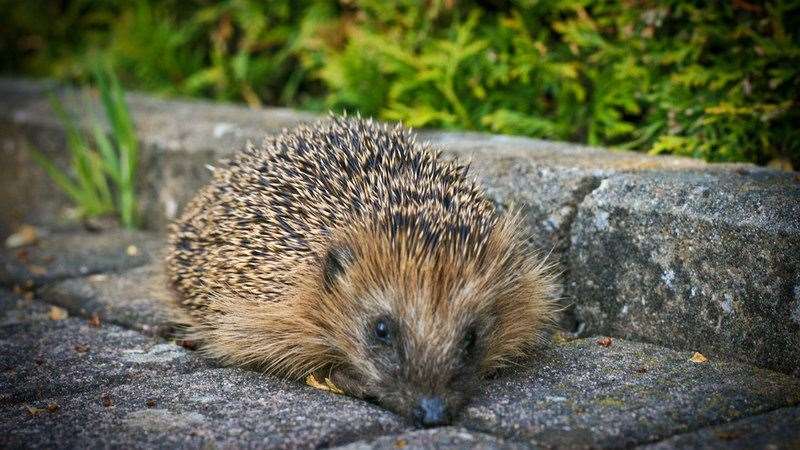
[323,244,355,291]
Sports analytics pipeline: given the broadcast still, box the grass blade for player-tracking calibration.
[92,123,122,183]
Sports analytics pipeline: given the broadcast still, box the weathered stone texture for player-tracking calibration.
[40,262,169,334]
[459,337,800,449]
[335,427,528,450]
[640,405,800,450]
[2,362,407,449]
[0,228,162,288]
[0,298,209,404]
[567,171,800,375]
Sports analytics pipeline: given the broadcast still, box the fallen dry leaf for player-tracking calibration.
[552,330,577,345]
[126,244,139,256]
[101,393,113,407]
[394,438,408,448]
[596,337,613,347]
[5,225,38,248]
[24,404,47,416]
[689,352,708,363]
[146,399,156,408]
[46,403,59,413]
[48,306,68,321]
[324,377,345,395]
[305,374,345,395]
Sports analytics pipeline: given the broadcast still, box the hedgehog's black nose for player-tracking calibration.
[413,396,447,427]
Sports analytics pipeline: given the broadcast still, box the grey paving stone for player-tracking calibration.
[0,289,50,326]
[567,170,800,375]
[335,427,529,450]
[39,262,170,335]
[0,298,209,404]
[1,368,408,450]
[458,337,800,449]
[3,305,799,450]
[0,228,163,288]
[639,405,800,449]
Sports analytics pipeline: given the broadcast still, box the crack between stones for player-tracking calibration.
[554,174,606,334]
[455,398,800,450]
[630,401,800,448]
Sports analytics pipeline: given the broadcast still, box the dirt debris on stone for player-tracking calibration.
[596,337,613,347]
[101,392,113,407]
[73,343,90,353]
[15,248,30,263]
[88,312,101,328]
[175,339,198,350]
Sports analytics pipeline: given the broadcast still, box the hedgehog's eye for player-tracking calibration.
[374,318,392,344]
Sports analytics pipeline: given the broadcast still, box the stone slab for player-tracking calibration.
[458,337,800,449]
[39,262,169,335]
[0,289,50,326]
[3,300,799,450]
[1,368,407,450]
[640,405,800,449]
[0,228,163,288]
[567,171,800,375]
[335,427,529,450]
[0,297,209,404]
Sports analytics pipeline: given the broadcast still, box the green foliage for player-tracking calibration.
[28,64,140,228]
[2,0,798,167]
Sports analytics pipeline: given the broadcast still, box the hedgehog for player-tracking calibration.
[166,116,558,426]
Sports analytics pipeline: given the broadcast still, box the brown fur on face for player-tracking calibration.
[165,116,558,425]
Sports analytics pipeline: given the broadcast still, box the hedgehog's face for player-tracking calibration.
[320,252,491,426]
[313,224,555,426]
[349,307,488,427]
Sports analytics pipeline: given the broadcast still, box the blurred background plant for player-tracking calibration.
[27,64,140,229]
[1,0,798,168]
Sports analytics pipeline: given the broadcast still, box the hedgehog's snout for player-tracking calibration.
[413,396,448,427]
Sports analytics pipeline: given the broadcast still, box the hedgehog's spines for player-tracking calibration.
[165,116,558,384]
